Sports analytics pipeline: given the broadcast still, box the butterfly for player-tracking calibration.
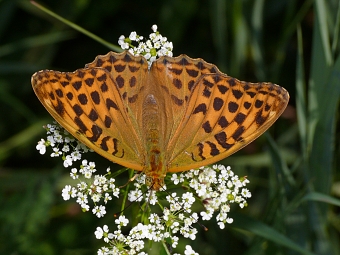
[31,51,289,190]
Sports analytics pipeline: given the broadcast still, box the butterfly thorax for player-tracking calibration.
[142,93,167,190]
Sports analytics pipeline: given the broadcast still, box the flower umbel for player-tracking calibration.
[37,122,251,254]
[118,24,173,67]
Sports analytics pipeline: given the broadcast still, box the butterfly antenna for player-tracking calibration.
[114,176,151,217]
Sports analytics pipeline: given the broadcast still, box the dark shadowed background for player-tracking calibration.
[1,0,339,254]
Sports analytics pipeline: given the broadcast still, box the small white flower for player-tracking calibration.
[184,245,199,255]
[218,222,225,229]
[92,205,106,218]
[241,188,252,198]
[118,35,129,49]
[101,225,112,243]
[62,144,69,152]
[95,226,104,239]
[201,210,213,220]
[36,139,46,154]
[46,135,55,147]
[91,193,101,203]
[226,217,233,224]
[104,193,112,204]
[129,31,137,40]
[63,155,73,167]
[115,215,129,227]
[128,189,143,202]
[97,246,109,255]
[151,24,157,32]
[71,150,81,161]
[81,203,89,211]
[77,181,87,190]
[76,192,88,205]
[50,147,61,157]
[61,185,77,200]
[70,168,78,179]
[171,235,179,248]
[171,173,180,185]
[84,169,92,179]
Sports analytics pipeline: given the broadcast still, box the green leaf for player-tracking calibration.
[231,213,316,255]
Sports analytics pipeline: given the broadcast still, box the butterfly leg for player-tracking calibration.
[118,171,142,189]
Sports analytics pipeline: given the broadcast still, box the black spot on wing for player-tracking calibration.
[91,91,100,104]
[186,68,199,77]
[215,132,234,150]
[232,126,245,141]
[206,141,220,156]
[234,113,246,124]
[72,81,82,91]
[54,98,64,115]
[67,92,73,100]
[74,117,87,133]
[73,104,83,116]
[217,85,228,94]
[228,78,236,86]
[129,76,137,87]
[171,95,184,106]
[88,124,102,142]
[114,64,125,72]
[89,109,99,121]
[218,116,228,128]
[78,94,88,105]
[202,121,212,133]
[244,102,251,109]
[85,78,94,86]
[100,136,110,151]
[56,89,63,98]
[255,99,263,108]
[116,75,124,88]
[97,73,107,82]
[213,97,224,111]
[255,110,267,125]
[203,78,214,88]
[101,82,108,92]
[203,87,211,98]
[193,103,207,114]
[246,91,256,98]
[173,78,182,89]
[228,102,238,113]
[49,92,55,100]
[104,115,112,128]
[232,89,243,99]
[106,98,119,110]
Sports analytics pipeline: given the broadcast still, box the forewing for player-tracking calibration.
[85,51,149,122]
[31,67,145,170]
[168,73,289,172]
[150,55,222,147]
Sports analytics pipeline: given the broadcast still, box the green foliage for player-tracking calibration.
[0,0,339,254]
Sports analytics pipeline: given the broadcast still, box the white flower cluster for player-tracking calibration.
[95,215,199,255]
[118,24,173,67]
[36,122,120,218]
[172,165,251,229]
[36,122,252,254]
[35,25,252,255]
[36,122,90,167]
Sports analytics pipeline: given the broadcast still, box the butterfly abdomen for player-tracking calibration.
[142,94,167,190]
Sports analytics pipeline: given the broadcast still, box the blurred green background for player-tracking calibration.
[1,0,339,254]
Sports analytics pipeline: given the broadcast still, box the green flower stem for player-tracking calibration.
[30,1,122,52]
